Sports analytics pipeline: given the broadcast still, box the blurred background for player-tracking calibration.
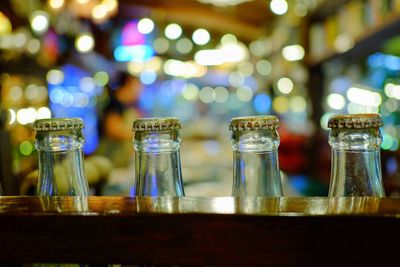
[0,0,399,197]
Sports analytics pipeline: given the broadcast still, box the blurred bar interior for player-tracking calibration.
[0,0,399,197]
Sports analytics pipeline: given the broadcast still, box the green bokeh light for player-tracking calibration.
[94,71,109,87]
[381,134,394,150]
[19,141,33,156]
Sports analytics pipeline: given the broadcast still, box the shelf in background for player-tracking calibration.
[307,14,400,67]
[309,0,350,22]
[0,196,400,265]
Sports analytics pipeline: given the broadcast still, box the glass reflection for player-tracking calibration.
[39,196,89,213]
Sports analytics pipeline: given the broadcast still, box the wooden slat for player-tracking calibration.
[0,197,399,265]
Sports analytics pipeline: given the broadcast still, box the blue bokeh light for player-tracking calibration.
[48,64,101,154]
[114,45,154,62]
[140,70,157,85]
[253,93,271,113]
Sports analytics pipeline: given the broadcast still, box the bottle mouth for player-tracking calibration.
[231,130,280,152]
[35,134,84,152]
[133,131,181,152]
[231,140,280,152]
[133,140,180,153]
[328,128,382,150]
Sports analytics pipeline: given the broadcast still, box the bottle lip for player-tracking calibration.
[132,117,181,132]
[33,118,84,132]
[328,113,383,129]
[229,115,279,131]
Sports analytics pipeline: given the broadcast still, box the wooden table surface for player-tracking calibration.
[0,196,399,266]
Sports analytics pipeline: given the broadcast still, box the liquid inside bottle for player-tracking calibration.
[328,114,385,197]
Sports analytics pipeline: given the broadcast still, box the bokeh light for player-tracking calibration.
[270,0,288,15]
[80,77,95,93]
[294,3,307,17]
[277,77,294,94]
[237,61,254,77]
[320,112,334,130]
[229,72,245,87]
[199,86,215,103]
[384,83,400,99]
[253,94,271,113]
[140,70,157,85]
[221,34,237,45]
[181,83,199,101]
[282,45,305,61]
[75,33,95,53]
[10,86,23,102]
[27,39,41,54]
[19,141,34,156]
[346,87,382,107]
[236,85,253,102]
[0,12,12,35]
[289,96,307,113]
[49,0,64,9]
[8,109,16,125]
[137,18,155,34]
[36,107,52,119]
[30,10,49,34]
[165,23,182,40]
[214,86,229,103]
[192,28,210,45]
[153,37,170,54]
[327,93,346,110]
[94,71,109,87]
[103,0,118,12]
[92,4,108,20]
[17,107,36,125]
[14,32,27,48]
[273,96,289,114]
[176,38,193,54]
[256,60,272,76]
[47,69,65,85]
[249,38,271,57]
[25,84,38,101]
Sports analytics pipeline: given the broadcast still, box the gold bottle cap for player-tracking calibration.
[33,118,84,131]
[328,114,383,129]
[229,116,280,131]
[132,117,181,131]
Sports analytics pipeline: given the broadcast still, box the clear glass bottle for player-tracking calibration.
[33,118,90,196]
[328,113,385,197]
[229,116,283,197]
[132,117,185,196]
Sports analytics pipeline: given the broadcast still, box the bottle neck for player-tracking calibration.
[231,130,282,197]
[328,128,385,197]
[35,130,89,196]
[133,130,184,196]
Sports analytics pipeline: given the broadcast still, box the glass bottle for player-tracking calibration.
[328,113,385,197]
[229,116,283,197]
[34,118,90,196]
[132,117,185,196]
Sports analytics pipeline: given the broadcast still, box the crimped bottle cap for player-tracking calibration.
[132,117,181,131]
[229,116,280,131]
[33,118,84,131]
[328,114,383,129]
